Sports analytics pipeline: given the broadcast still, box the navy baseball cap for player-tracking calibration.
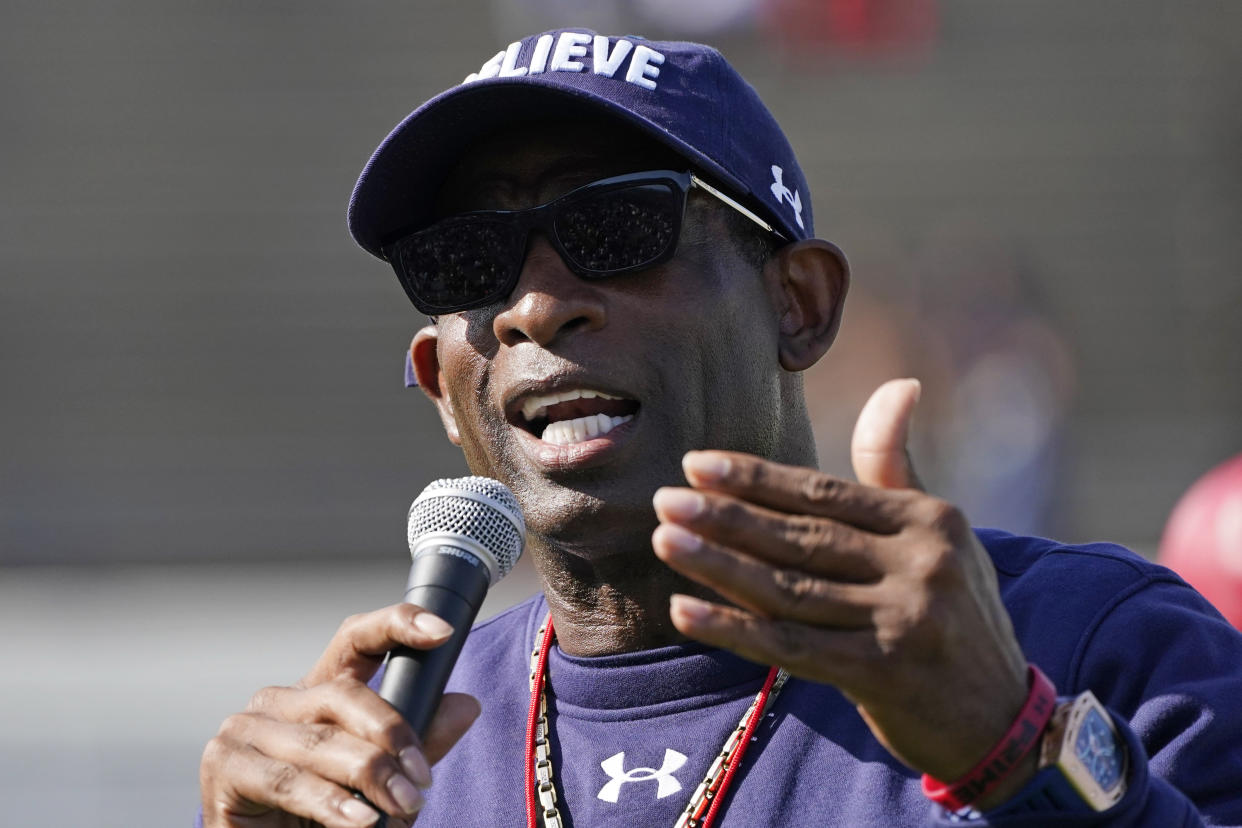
[348,28,813,261]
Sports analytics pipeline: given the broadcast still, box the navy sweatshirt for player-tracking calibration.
[196,529,1242,825]
[413,530,1242,826]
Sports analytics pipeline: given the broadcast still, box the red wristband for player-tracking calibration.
[920,664,1057,811]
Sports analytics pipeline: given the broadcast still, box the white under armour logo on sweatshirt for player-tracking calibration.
[596,749,688,803]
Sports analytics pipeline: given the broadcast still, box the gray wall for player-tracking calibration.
[4,2,1240,565]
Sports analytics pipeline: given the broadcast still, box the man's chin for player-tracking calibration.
[516,477,661,552]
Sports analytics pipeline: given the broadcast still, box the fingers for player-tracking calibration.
[204,679,480,826]
[212,709,426,821]
[851,378,924,491]
[653,485,889,582]
[652,459,903,630]
[201,603,473,828]
[653,523,878,628]
[237,678,431,817]
[679,451,911,534]
[657,438,1035,785]
[201,732,386,828]
[302,603,455,687]
[246,679,425,773]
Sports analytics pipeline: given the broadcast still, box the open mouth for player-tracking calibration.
[510,388,640,446]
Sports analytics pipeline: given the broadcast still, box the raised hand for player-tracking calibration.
[200,604,480,828]
[651,379,1033,798]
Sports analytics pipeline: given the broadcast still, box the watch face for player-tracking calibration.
[1074,707,1124,792]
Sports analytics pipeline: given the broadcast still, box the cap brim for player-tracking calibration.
[347,76,749,259]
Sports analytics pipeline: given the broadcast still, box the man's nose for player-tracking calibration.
[492,233,607,347]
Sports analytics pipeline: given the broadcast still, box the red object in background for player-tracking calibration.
[1159,452,1242,630]
[763,0,938,56]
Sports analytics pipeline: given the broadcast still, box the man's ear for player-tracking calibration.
[410,325,462,446]
[765,238,850,371]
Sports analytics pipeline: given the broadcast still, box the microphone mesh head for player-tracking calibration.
[408,476,525,583]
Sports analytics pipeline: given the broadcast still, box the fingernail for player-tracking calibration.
[671,594,712,622]
[388,773,425,816]
[340,796,379,825]
[653,488,705,521]
[905,377,922,402]
[657,524,702,555]
[683,451,730,483]
[399,746,433,788]
[413,612,453,638]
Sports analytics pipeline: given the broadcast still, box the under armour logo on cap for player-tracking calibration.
[597,749,687,803]
[770,165,804,230]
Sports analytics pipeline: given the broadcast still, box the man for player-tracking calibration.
[199,29,1242,827]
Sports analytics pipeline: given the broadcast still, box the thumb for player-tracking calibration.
[851,378,924,490]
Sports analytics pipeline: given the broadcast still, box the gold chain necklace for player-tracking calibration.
[524,614,789,828]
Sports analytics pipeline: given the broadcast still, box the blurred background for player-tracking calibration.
[2,1,1239,824]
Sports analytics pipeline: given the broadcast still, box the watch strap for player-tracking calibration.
[980,763,1096,816]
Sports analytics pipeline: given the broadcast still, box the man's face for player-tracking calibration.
[417,123,786,556]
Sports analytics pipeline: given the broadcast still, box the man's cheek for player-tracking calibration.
[454,412,511,478]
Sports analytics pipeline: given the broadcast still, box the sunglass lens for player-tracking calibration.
[555,183,680,273]
[393,219,522,312]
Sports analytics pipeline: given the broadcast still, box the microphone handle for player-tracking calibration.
[381,550,491,734]
[362,549,491,827]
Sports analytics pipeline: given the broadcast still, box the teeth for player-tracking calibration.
[541,414,633,445]
[521,388,622,423]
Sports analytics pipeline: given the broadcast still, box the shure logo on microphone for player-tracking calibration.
[449,546,486,566]
[423,546,487,570]
[464,33,666,91]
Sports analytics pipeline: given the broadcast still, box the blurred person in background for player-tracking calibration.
[198,28,1242,828]
[805,224,1076,538]
[908,224,1077,538]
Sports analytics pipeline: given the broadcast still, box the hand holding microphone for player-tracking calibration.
[379,476,525,735]
[364,477,525,826]
[200,477,523,828]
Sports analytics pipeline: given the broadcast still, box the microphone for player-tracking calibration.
[379,475,525,736]
[363,477,525,827]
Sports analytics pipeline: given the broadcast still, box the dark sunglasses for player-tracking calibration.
[382,169,785,316]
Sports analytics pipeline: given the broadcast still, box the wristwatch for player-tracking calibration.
[1034,690,1129,811]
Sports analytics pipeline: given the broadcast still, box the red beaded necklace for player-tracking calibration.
[524,614,788,828]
